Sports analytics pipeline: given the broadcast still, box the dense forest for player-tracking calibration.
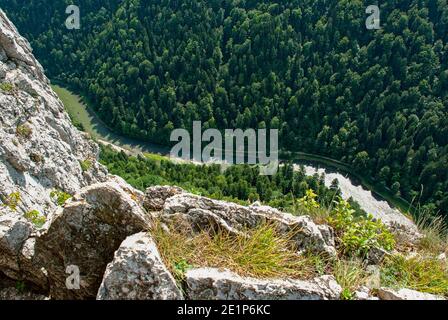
[98,145,372,217]
[1,0,447,219]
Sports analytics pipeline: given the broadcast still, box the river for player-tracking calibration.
[52,85,415,228]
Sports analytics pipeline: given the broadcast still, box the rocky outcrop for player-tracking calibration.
[0,9,107,217]
[34,181,152,299]
[1,178,152,299]
[186,268,342,300]
[378,288,446,301]
[144,186,184,212]
[148,187,336,257]
[97,232,182,300]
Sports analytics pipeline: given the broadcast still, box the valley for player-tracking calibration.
[53,84,413,225]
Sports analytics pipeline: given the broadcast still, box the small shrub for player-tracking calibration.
[16,124,33,139]
[0,82,14,92]
[79,159,92,172]
[24,210,46,228]
[50,190,72,206]
[298,189,320,211]
[329,198,395,257]
[2,192,21,211]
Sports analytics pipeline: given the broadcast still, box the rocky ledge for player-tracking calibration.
[1,182,445,300]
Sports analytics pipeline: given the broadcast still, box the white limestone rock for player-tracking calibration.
[97,232,183,300]
[186,268,342,300]
[378,288,446,300]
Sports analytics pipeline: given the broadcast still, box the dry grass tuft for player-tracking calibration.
[153,219,321,282]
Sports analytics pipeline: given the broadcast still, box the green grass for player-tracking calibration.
[143,152,170,163]
[380,254,448,297]
[79,159,92,172]
[415,210,448,255]
[51,85,91,133]
[0,82,14,92]
[332,259,368,300]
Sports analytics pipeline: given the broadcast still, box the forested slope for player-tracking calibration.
[1,0,447,218]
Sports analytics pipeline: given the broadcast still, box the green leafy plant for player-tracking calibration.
[173,259,193,281]
[24,210,46,228]
[298,189,320,211]
[2,191,21,211]
[79,159,92,172]
[329,198,395,256]
[50,190,72,206]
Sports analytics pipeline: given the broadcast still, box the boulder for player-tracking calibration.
[144,186,184,211]
[378,288,446,300]
[186,268,342,300]
[97,232,183,300]
[34,181,152,299]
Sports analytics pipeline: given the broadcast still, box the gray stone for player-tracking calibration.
[144,186,184,211]
[0,211,33,277]
[186,268,342,300]
[378,288,446,300]
[97,232,183,300]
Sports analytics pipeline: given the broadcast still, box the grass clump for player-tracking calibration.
[24,210,46,228]
[79,159,92,172]
[415,212,448,255]
[153,220,320,283]
[380,254,448,297]
[16,124,33,139]
[50,190,72,206]
[1,192,21,211]
[0,82,14,92]
[332,259,369,300]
